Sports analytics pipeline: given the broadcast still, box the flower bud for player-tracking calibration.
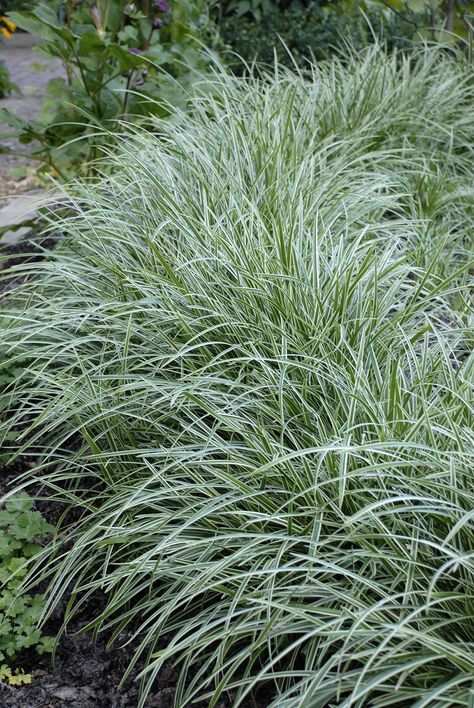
[90,3,105,39]
[153,0,169,13]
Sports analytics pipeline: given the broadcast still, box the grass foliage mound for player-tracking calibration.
[3,46,474,706]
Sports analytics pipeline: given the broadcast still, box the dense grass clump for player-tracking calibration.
[2,45,474,706]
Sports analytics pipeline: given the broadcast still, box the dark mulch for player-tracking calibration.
[0,578,180,708]
[1,458,272,708]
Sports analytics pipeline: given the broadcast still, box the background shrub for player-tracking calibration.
[219,2,416,69]
[0,0,33,11]
[216,0,474,68]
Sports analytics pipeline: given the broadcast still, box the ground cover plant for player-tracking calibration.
[1,43,473,706]
[0,325,55,685]
[0,493,54,686]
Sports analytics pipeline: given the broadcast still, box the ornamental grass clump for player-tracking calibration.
[1,44,474,706]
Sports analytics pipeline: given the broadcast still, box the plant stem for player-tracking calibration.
[445,0,455,32]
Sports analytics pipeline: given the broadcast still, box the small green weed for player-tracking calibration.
[0,494,55,685]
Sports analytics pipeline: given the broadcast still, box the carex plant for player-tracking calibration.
[1,44,474,706]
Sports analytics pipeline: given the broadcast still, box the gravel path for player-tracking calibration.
[0,32,64,201]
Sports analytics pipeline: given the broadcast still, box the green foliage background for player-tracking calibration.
[219,2,416,70]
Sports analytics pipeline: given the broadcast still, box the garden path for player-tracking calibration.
[0,33,64,240]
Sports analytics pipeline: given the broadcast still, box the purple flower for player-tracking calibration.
[153,0,169,13]
[152,17,163,29]
[128,47,143,54]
